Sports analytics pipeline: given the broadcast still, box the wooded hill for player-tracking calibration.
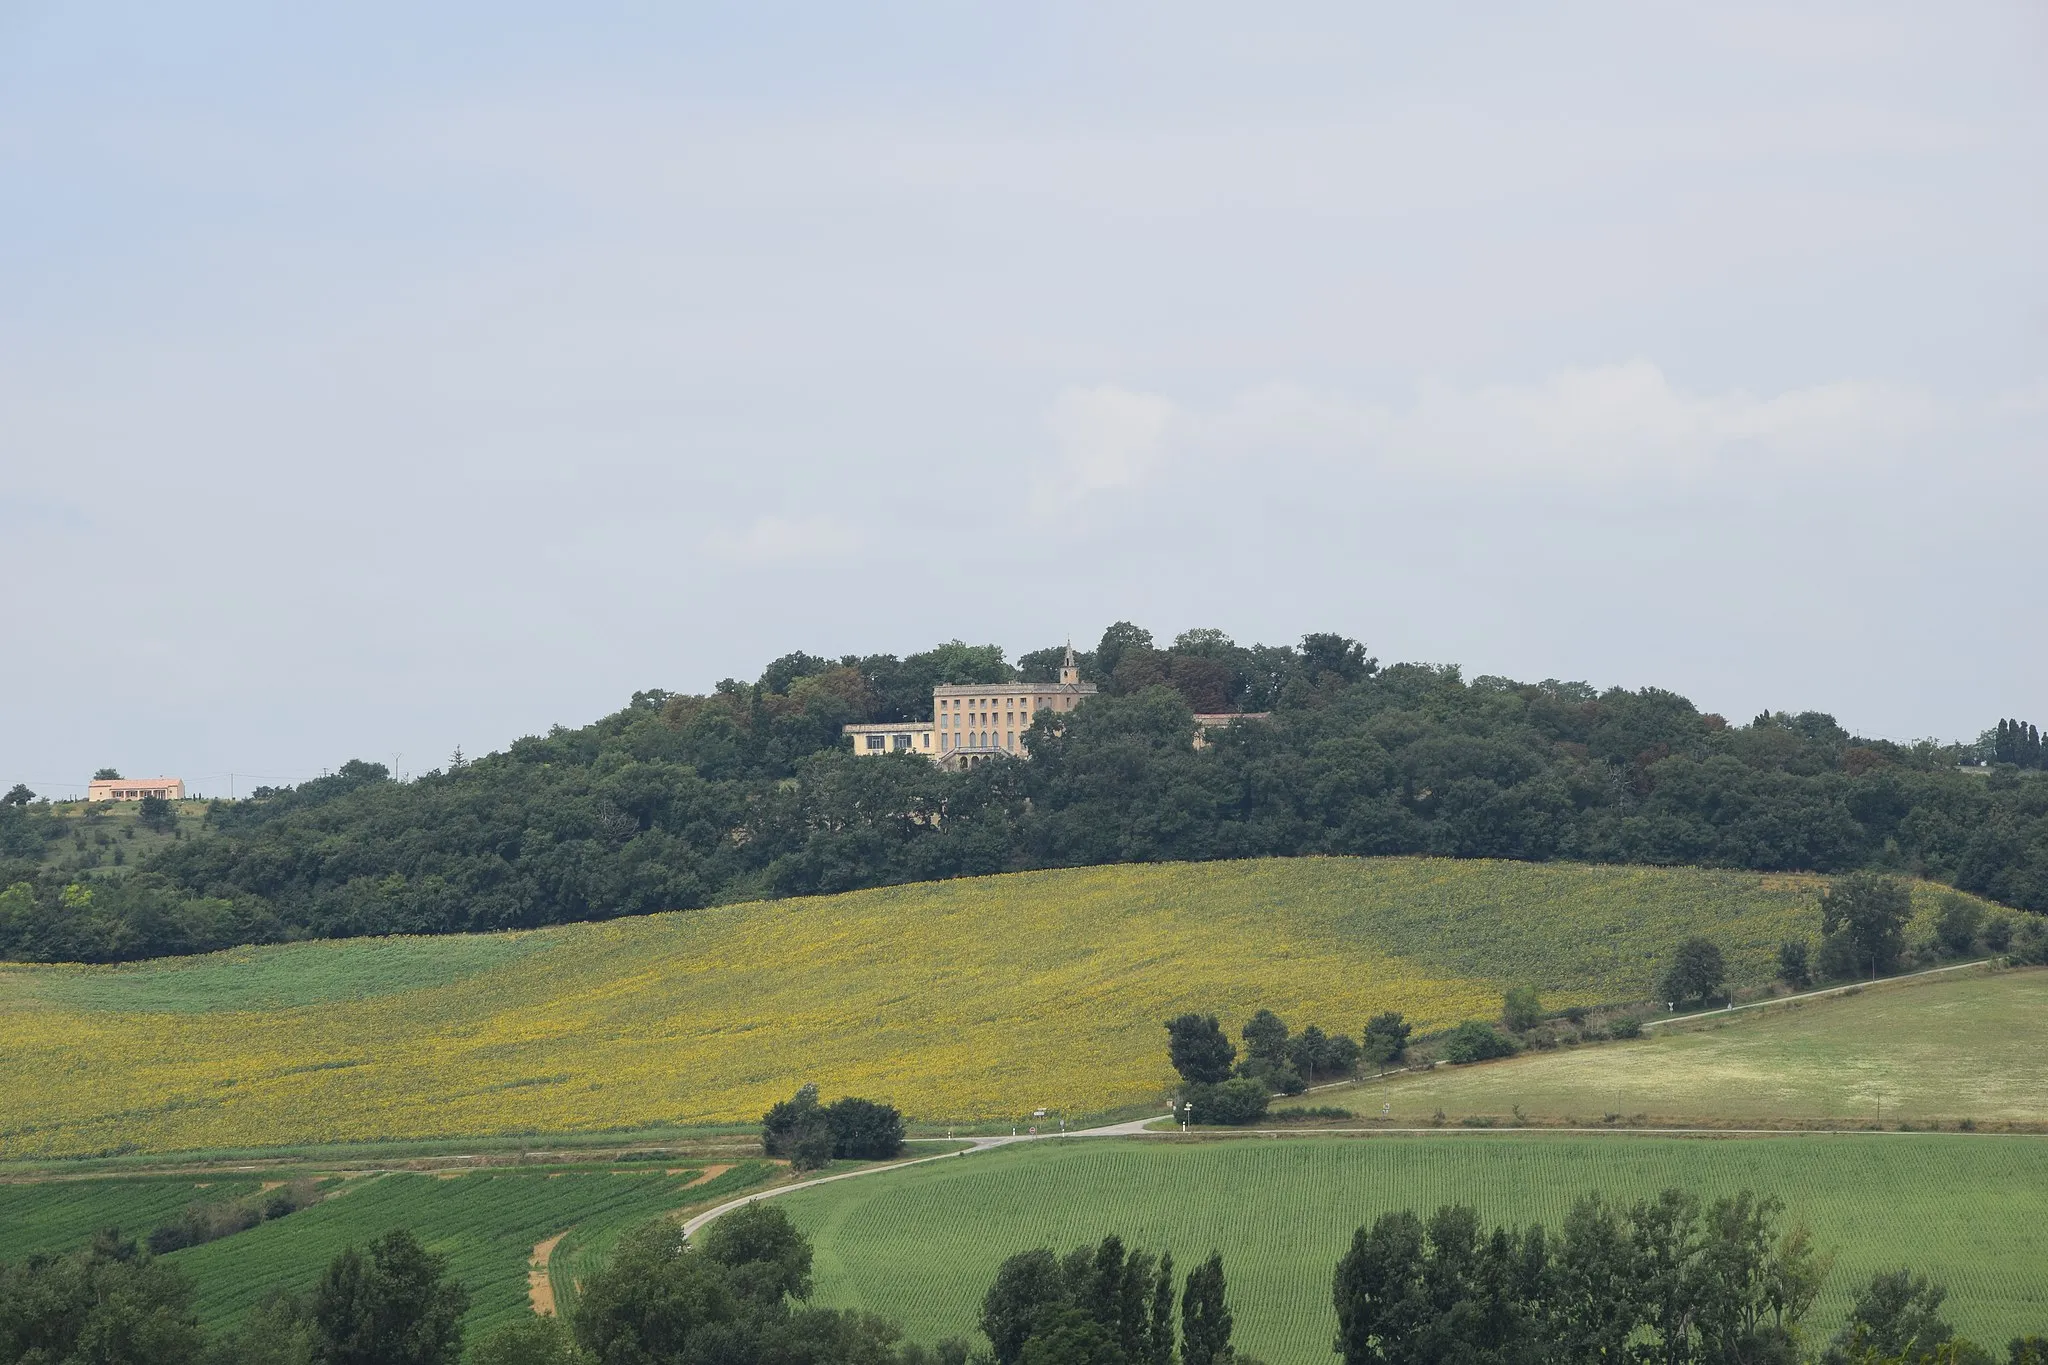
[2,623,2044,962]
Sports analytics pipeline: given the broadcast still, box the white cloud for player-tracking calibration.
[1045,363,1935,492]
[1040,384,1178,501]
[701,515,863,565]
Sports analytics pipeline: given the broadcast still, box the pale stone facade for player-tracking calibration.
[845,646,1099,769]
[1192,713,1272,748]
[87,777,185,802]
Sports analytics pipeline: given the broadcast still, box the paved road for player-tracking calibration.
[1639,957,1996,1029]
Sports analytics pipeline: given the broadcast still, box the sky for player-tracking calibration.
[3,2,2045,797]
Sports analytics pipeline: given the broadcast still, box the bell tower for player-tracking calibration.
[1059,642,1081,687]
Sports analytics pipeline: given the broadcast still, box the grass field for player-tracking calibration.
[0,858,1988,1157]
[776,1135,2048,1365]
[1275,967,2048,1128]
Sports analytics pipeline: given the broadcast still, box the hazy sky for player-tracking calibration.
[4,2,2044,796]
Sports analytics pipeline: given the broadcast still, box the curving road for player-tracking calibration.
[678,1116,1161,1239]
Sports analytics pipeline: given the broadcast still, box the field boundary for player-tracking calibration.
[1641,958,1999,1029]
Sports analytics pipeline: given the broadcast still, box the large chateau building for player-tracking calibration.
[844,646,1099,769]
[844,645,1268,769]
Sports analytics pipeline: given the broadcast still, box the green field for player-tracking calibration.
[0,1163,776,1338]
[0,857,1994,1156]
[777,1136,2048,1365]
[1275,967,2048,1128]
[0,1175,266,1256]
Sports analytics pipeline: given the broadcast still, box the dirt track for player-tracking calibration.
[528,1232,567,1315]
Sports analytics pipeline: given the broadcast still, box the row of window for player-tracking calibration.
[945,731,1016,750]
[857,729,1018,753]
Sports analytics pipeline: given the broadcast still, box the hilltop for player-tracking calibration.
[4,623,2044,966]
[0,856,1997,1159]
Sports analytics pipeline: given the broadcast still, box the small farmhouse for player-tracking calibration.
[87,777,185,802]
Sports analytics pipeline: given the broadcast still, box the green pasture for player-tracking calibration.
[1281,967,2048,1127]
[777,1135,2048,1365]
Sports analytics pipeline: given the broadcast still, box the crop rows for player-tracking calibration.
[0,1176,265,1257]
[0,858,1978,1157]
[776,1135,2048,1365]
[544,1159,776,1316]
[170,1169,707,1336]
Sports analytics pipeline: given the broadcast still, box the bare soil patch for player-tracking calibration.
[529,1232,567,1316]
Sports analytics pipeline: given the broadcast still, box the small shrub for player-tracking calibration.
[1443,1021,1517,1064]
[1777,939,1812,989]
[1609,1017,1643,1040]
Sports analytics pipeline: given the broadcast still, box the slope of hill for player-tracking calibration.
[0,857,1987,1159]
[1275,966,2048,1127]
[776,1134,2048,1363]
[8,627,2047,968]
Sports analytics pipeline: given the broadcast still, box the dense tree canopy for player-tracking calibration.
[5,624,2048,963]
[1333,1189,1826,1365]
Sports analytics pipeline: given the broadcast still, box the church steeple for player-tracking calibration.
[1059,641,1080,686]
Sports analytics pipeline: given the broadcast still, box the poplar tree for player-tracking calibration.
[1181,1253,1235,1365]
[1148,1253,1176,1365]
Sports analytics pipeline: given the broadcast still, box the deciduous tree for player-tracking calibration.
[1661,936,1727,1007]
[1165,1014,1236,1085]
[311,1229,468,1365]
[1820,873,1913,979]
[1361,1012,1412,1073]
